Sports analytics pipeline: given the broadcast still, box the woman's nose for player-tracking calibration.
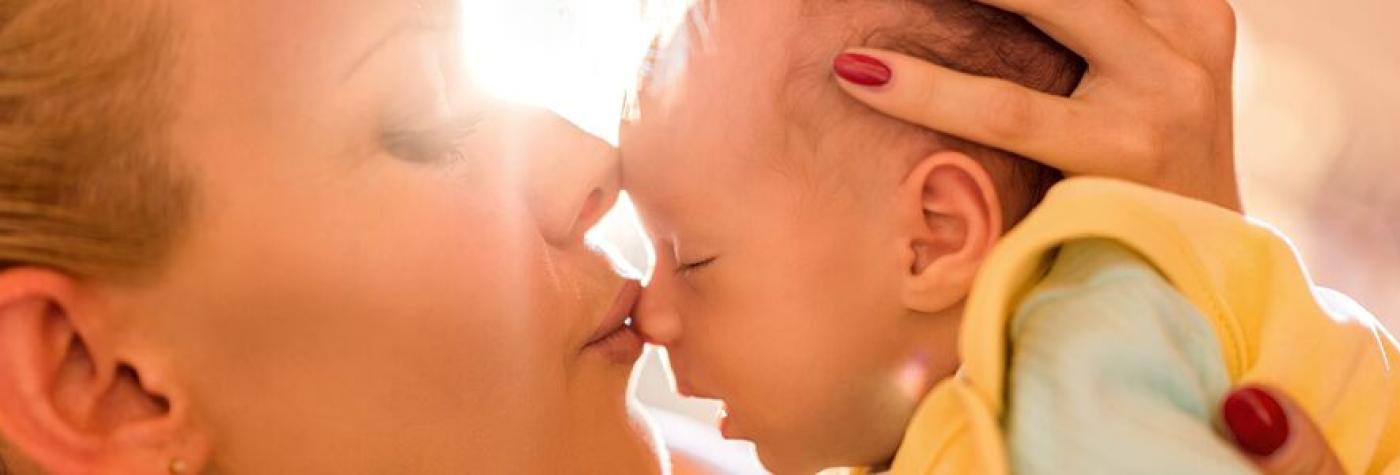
[509,107,622,247]
[633,284,681,346]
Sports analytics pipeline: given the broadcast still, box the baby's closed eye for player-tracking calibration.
[677,256,718,276]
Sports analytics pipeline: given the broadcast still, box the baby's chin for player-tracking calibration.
[754,440,895,474]
[736,398,909,473]
[718,412,825,473]
[753,443,832,475]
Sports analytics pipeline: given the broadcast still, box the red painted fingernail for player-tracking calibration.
[833,53,892,87]
[1223,386,1291,457]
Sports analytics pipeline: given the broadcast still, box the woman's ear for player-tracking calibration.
[895,151,1004,313]
[0,268,210,474]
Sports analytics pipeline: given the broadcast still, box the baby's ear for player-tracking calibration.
[894,151,1004,313]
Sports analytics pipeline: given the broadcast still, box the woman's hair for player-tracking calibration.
[0,0,191,281]
[1,1,186,465]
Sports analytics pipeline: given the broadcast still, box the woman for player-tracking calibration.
[0,0,1340,473]
[0,1,654,472]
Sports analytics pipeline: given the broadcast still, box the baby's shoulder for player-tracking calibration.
[1001,243,1249,475]
[1007,238,1224,370]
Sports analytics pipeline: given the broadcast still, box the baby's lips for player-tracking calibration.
[717,403,732,437]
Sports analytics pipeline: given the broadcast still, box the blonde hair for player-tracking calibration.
[1,1,189,468]
[0,0,191,281]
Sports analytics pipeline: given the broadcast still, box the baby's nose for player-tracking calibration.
[632,286,681,346]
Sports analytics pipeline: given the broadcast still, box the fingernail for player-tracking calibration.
[1223,386,1291,457]
[833,53,892,87]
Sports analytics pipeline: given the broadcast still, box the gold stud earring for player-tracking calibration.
[169,458,189,474]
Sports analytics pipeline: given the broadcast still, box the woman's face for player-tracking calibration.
[114,1,652,471]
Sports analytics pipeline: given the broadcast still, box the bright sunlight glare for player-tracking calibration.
[456,0,698,278]
[458,0,649,145]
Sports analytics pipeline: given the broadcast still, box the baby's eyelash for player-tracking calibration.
[677,256,718,275]
[381,112,483,164]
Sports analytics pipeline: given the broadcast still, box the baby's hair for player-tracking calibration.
[793,0,1085,224]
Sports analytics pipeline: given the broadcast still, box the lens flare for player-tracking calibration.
[458,0,639,144]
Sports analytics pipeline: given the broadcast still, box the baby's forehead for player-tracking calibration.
[622,1,965,231]
[628,1,934,171]
[630,2,821,147]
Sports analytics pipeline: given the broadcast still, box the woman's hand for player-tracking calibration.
[832,0,1242,211]
[1221,386,1345,474]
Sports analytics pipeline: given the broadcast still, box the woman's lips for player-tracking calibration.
[584,323,643,365]
[586,280,640,343]
[582,280,643,364]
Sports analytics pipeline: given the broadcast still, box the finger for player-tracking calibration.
[973,0,1176,76]
[1124,0,1238,68]
[1221,385,1346,475]
[832,48,1132,175]
[1122,0,1236,44]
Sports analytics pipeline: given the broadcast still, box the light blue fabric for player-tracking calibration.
[1004,239,1256,474]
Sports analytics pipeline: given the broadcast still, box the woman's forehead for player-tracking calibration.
[177,1,423,78]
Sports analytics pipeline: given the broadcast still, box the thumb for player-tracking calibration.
[1221,385,1345,475]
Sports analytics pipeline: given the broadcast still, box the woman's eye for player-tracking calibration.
[676,256,717,276]
[381,113,482,164]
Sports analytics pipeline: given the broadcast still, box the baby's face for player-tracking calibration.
[621,1,961,472]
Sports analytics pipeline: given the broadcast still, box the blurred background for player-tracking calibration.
[461,0,1398,471]
[1231,0,1400,326]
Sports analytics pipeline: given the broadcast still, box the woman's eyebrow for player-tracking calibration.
[341,18,416,82]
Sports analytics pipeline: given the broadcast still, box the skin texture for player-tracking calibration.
[0,1,659,473]
[623,1,1008,472]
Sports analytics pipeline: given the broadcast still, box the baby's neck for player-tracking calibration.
[866,305,968,469]
[897,304,967,397]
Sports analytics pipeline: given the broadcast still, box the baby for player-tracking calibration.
[622,0,1084,470]
[622,0,1400,474]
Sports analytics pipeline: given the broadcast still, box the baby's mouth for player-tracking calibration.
[716,402,752,441]
[718,403,733,437]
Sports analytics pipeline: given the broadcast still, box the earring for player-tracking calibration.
[169,458,189,474]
